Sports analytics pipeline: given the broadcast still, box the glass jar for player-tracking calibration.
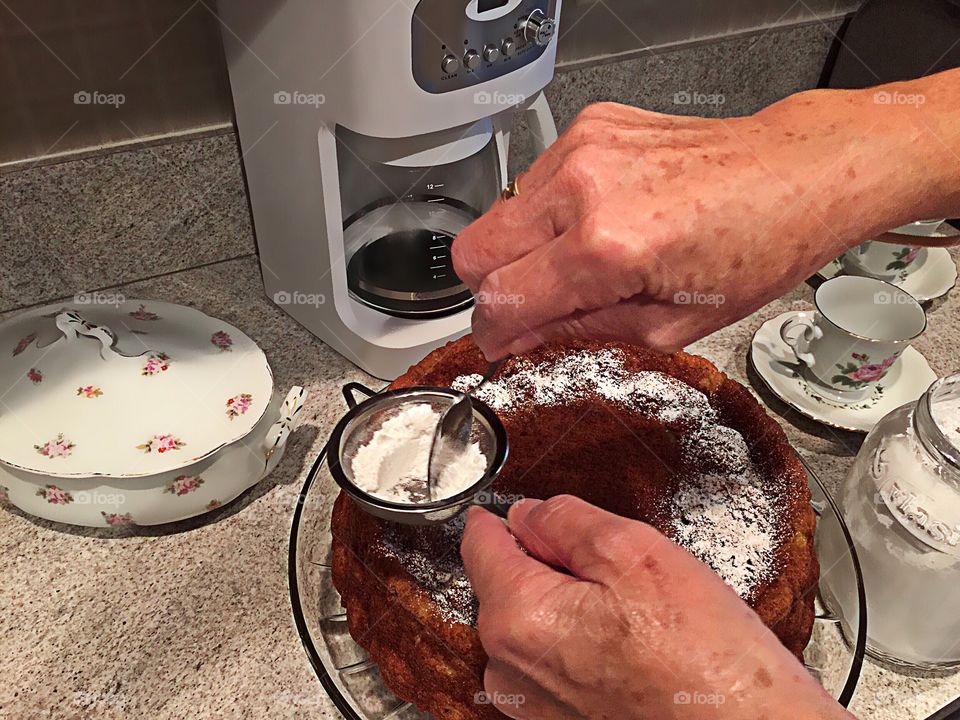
[819,373,960,669]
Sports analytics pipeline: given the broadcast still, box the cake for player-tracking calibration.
[331,337,819,720]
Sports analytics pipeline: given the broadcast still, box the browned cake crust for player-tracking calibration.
[331,337,818,720]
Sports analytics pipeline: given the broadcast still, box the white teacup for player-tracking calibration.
[780,276,926,404]
[841,240,928,281]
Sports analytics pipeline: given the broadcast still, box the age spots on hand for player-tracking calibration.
[754,667,773,689]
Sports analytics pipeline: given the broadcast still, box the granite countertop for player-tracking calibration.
[1,254,959,720]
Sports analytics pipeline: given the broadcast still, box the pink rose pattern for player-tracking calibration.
[36,484,73,504]
[136,434,186,454]
[832,351,899,389]
[76,385,103,398]
[34,434,75,458]
[165,475,204,495]
[142,352,171,376]
[13,333,36,356]
[27,368,42,384]
[129,304,159,321]
[206,499,221,510]
[211,331,233,352]
[226,393,253,419]
[102,512,135,526]
[886,246,922,271]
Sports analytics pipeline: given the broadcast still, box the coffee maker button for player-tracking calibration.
[463,50,482,71]
[523,9,556,46]
[441,54,460,74]
[500,38,516,57]
[482,44,500,63]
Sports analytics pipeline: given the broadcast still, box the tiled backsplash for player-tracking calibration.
[0,21,841,315]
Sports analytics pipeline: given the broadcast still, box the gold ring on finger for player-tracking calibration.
[499,176,521,202]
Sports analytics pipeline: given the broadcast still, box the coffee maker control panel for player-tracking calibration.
[411,0,558,94]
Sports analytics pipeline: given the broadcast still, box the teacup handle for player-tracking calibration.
[780,313,822,367]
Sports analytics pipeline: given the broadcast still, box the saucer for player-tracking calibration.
[750,312,937,433]
[814,247,957,303]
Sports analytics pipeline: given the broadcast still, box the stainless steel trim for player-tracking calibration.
[351,279,469,302]
[348,292,475,316]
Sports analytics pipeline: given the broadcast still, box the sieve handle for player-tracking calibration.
[483,499,511,519]
[474,491,514,519]
[342,382,377,409]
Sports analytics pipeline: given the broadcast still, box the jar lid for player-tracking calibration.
[923,374,960,474]
[0,300,273,478]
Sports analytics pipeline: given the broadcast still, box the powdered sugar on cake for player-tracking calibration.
[380,513,478,625]
[669,471,781,599]
[451,349,715,426]
[378,348,787,622]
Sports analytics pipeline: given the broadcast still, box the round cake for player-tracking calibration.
[331,337,818,720]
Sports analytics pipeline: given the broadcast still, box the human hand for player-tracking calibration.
[453,72,960,359]
[460,496,852,720]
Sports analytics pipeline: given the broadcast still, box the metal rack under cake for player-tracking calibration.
[289,384,868,719]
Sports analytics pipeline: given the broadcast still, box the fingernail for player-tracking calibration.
[507,497,542,526]
[466,505,486,521]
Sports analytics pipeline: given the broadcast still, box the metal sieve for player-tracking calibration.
[327,382,509,525]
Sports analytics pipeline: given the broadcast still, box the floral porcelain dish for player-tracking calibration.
[814,247,957,304]
[750,312,936,433]
[0,300,306,526]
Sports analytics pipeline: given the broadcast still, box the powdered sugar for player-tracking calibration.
[378,348,787,621]
[350,403,487,504]
[380,513,478,625]
[451,349,715,427]
[668,470,781,599]
[931,394,960,450]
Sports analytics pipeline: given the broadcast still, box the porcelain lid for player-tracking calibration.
[0,300,273,478]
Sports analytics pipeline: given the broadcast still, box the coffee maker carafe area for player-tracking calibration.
[218,0,560,379]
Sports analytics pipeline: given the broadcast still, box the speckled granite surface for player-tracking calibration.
[509,21,842,176]
[0,132,253,313]
[1,253,958,720]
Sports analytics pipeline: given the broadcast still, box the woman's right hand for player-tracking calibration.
[452,70,960,360]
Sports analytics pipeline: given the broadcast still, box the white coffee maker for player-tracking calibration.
[218,0,560,379]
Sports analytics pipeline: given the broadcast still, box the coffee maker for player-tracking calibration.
[218,0,561,379]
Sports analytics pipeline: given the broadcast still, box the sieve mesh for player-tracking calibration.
[336,393,501,497]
